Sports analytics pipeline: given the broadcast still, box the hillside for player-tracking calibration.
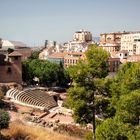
[1,122,82,140]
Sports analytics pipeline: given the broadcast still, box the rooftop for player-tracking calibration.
[48,52,67,58]
[8,51,22,57]
[48,52,84,58]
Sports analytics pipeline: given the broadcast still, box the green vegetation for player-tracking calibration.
[0,110,10,129]
[116,90,140,125]
[65,45,140,139]
[84,131,94,140]
[22,51,69,87]
[22,47,140,139]
[28,50,40,60]
[0,86,6,108]
[96,62,140,139]
[7,48,14,54]
[65,44,109,137]
[0,109,10,138]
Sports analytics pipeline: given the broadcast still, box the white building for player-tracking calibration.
[63,41,88,52]
[62,29,94,52]
[121,33,140,55]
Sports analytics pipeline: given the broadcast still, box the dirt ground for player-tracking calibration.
[6,101,74,124]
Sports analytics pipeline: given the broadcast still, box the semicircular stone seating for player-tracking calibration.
[6,88,57,110]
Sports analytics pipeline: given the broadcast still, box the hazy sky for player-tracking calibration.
[0,0,140,46]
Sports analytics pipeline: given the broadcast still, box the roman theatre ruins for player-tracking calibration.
[6,88,58,110]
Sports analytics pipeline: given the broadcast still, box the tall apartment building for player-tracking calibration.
[99,32,129,52]
[62,30,93,52]
[121,33,140,55]
[73,29,92,42]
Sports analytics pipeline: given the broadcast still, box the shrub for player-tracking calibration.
[55,124,88,138]
[2,122,81,140]
[0,86,8,96]
[84,131,93,140]
[0,109,10,129]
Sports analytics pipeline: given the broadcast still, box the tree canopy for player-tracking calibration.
[22,52,69,87]
[96,62,140,139]
[0,109,10,130]
[115,89,140,126]
[65,46,140,139]
[66,44,109,137]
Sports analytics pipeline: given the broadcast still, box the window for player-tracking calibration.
[14,56,19,60]
[107,37,111,40]
[125,53,127,56]
[7,67,12,73]
[73,60,75,64]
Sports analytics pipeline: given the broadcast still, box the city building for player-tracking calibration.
[107,57,120,72]
[121,32,140,55]
[73,29,92,42]
[63,41,88,52]
[39,40,63,60]
[45,52,85,67]
[46,52,66,65]
[0,51,22,84]
[110,50,128,63]
[44,50,120,72]
[99,32,129,52]
[62,30,94,53]
[63,29,93,52]
[64,52,85,67]
[127,55,140,62]
[117,50,129,60]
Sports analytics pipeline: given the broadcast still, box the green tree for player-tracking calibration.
[0,109,10,137]
[96,62,140,139]
[22,59,69,86]
[0,86,6,108]
[66,44,109,138]
[115,89,140,126]
[7,48,14,54]
[106,62,140,122]
[127,126,140,140]
[96,118,128,140]
[28,50,40,60]
[110,62,140,107]
[96,117,140,140]
[22,60,34,85]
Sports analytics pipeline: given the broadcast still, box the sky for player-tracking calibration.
[0,0,140,46]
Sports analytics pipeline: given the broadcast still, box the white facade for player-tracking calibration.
[1,40,15,50]
[63,41,88,52]
[121,33,140,55]
[117,51,129,60]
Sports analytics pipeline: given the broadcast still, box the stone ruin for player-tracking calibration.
[6,88,58,111]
